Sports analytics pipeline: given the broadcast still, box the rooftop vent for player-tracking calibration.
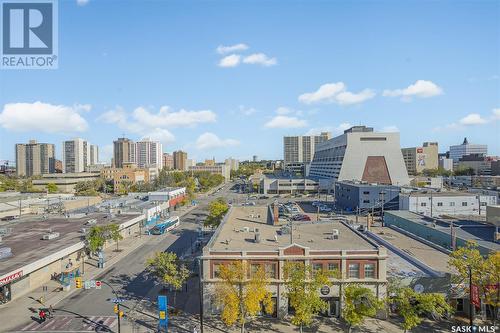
[330,229,339,240]
[42,232,60,240]
[254,233,261,243]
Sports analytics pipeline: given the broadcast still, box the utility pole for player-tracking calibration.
[198,258,204,333]
[469,264,473,327]
[117,303,121,333]
[430,191,433,218]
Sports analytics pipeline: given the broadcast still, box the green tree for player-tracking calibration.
[86,225,107,253]
[283,262,335,333]
[46,183,58,193]
[205,197,229,227]
[215,261,273,333]
[74,180,99,196]
[390,285,451,332]
[146,252,190,307]
[449,241,500,324]
[343,284,383,333]
[453,166,475,176]
[107,224,123,252]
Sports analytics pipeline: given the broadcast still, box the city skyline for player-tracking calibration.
[0,1,499,163]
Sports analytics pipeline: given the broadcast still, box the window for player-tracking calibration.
[265,263,277,279]
[250,263,260,276]
[363,200,370,204]
[462,202,467,206]
[437,202,443,207]
[450,202,455,207]
[313,263,323,272]
[348,263,360,278]
[480,202,487,206]
[420,202,426,207]
[328,262,339,272]
[213,264,222,278]
[364,263,376,279]
[363,191,370,195]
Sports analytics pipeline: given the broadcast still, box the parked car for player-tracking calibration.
[259,195,269,199]
[319,205,332,212]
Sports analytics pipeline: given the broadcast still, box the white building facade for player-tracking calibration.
[308,126,409,186]
[63,138,98,173]
[399,193,497,216]
[134,139,163,170]
[449,137,487,165]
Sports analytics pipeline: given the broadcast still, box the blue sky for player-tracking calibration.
[0,0,499,164]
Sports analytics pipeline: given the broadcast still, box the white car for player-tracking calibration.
[319,205,332,212]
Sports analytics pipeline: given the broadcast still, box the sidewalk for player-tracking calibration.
[1,203,199,332]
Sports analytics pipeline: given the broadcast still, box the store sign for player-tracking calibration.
[320,285,330,295]
[0,270,23,286]
[471,284,480,307]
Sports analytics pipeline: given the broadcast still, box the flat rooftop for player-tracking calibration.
[0,212,142,276]
[371,226,454,274]
[209,206,378,252]
[400,191,491,197]
[387,210,500,251]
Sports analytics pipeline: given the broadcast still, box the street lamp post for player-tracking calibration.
[469,264,473,327]
[198,257,204,333]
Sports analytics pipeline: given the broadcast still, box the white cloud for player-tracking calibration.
[264,115,307,129]
[218,54,241,68]
[433,108,500,132]
[298,82,375,105]
[195,132,239,150]
[242,53,277,67]
[305,123,352,136]
[383,80,443,100]
[132,106,216,128]
[98,105,217,145]
[216,43,249,55]
[492,108,500,120]
[76,0,89,6]
[459,113,488,125]
[100,144,113,163]
[380,125,400,132]
[238,105,257,116]
[0,101,88,133]
[275,107,294,115]
[144,128,175,145]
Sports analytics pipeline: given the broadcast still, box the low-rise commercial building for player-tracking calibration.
[457,154,498,176]
[399,192,497,217]
[260,176,319,194]
[188,164,230,182]
[410,176,443,189]
[32,172,101,193]
[201,206,388,319]
[334,181,400,212]
[384,210,500,256]
[0,213,144,304]
[439,157,453,172]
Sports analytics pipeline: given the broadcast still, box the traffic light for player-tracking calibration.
[113,304,118,313]
[119,311,124,318]
[75,277,82,289]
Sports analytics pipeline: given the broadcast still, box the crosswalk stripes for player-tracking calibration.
[18,315,116,331]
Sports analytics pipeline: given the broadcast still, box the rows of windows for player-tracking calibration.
[420,201,470,207]
[212,260,377,280]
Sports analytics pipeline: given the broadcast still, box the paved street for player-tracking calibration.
[6,183,244,333]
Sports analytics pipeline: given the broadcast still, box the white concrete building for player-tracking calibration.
[134,138,163,170]
[260,176,319,194]
[439,157,453,171]
[399,192,497,217]
[224,158,240,171]
[63,138,98,173]
[308,126,409,186]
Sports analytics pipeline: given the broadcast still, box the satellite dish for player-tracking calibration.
[414,284,424,293]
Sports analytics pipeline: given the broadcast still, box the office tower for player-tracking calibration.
[225,158,240,171]
[283,132,331,174]
[173,150,187,171]
[449,138,487,163]
[162,153,174,170]
[63,138,96,173]
[15,140,55,177]
[135,138,163,169]
[309,126,409,185]
[113,138,135,168]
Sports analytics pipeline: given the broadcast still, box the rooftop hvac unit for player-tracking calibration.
[42,232,60,240]
[254,233,261,243]
[86,219,97,225]
[332,229,339,240]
